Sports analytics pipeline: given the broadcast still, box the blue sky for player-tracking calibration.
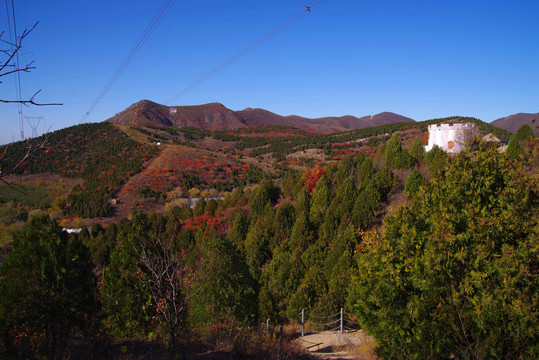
[1,0,538,144]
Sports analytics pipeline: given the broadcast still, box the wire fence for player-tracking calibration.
[261,308,361,337]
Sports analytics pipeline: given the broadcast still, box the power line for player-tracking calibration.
[165,0,329,105]
[11,0,24,139]
[4,0,24,139]
[80,0,177,123]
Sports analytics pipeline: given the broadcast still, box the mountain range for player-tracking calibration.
[107,100,537,136]
[107,100,415,133]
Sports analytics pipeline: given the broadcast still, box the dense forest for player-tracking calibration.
[0,125,537,359]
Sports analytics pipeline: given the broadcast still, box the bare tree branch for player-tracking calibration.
[0,132,49,189]
[0,22,38,73]
[0,60,35,78]
[0,90,63,106]
[1,21,61,106]
[139,225,215,352]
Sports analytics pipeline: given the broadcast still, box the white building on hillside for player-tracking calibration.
[425,123,476,154]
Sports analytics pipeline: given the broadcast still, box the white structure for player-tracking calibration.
[170,107,177,114]
[425,123,476,154]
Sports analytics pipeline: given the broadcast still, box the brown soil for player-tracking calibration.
[296,330,377,360]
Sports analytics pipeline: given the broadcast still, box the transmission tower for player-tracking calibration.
[24,116,44,138]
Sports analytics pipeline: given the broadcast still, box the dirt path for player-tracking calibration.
[295,331,374,360]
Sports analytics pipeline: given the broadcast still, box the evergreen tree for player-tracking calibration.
[404,169,424,197]
[385,134,415,169]
[348,144,539,359]
[193,197,206,216]
[507,124,534,158]
[335,155,356,183]
[309,175,331,227]
[424,145,449,177]
[272,202,295,249]
[102,212,155,339]
[190,233,257,326]
[356,157,376,187]
[289,212,315,252]
[408,136,426,162]
[0,216,98,358]
[245,218,271,280]
[226,207,250,253]
[329,178,357,221]
[263,247,305,320]
[248,179,280,218]
[373,166,397,201]
[286,266,327,322]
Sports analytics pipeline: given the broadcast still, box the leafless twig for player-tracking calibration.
[0,90,63,106]
[0,132,49,190]
[139,225,214,352]
[1,22,62,106]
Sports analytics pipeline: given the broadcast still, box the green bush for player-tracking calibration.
[0,216,98,358]
[507,124,534,158]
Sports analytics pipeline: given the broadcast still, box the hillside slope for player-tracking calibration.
[492,112,539,136]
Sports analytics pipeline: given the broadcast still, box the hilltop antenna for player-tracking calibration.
[24,116,44,138]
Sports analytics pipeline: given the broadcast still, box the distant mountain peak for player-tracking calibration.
[108,100,415,133]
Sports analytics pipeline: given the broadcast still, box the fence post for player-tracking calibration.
[266,318,270,332]
[301,309,305,337]
[340,308,343,334]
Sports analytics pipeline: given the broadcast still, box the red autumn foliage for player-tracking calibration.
[183,212,227,235]
[304,165,326,194]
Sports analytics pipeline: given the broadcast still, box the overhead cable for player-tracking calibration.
[165,0,329,105]
[4,0,24,139]
[80,0,177,123]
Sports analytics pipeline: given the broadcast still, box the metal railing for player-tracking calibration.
[260,309,361,337]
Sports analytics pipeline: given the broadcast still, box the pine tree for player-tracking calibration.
[0,216,98,358]
[385,134,415,169]
[409,137,426,162]
[404,169,424,197]
[309,175,331,227]
[507,124,534,158]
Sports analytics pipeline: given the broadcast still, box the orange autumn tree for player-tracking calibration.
[304,165,326,194]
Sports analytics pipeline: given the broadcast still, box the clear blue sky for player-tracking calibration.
[1,0,538,144]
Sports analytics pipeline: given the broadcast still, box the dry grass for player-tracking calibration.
[195,323,309,360]
[348,334,378,360]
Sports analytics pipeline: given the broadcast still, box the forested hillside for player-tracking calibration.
[0,116,510,240]
[1,127,536,359]
[0,123,158,218]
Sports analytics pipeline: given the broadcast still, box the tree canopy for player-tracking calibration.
[348,143,539,359]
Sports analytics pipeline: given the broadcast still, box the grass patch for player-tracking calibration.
[0,184,54,208]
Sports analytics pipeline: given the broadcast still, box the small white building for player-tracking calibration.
[425,123,476,154]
